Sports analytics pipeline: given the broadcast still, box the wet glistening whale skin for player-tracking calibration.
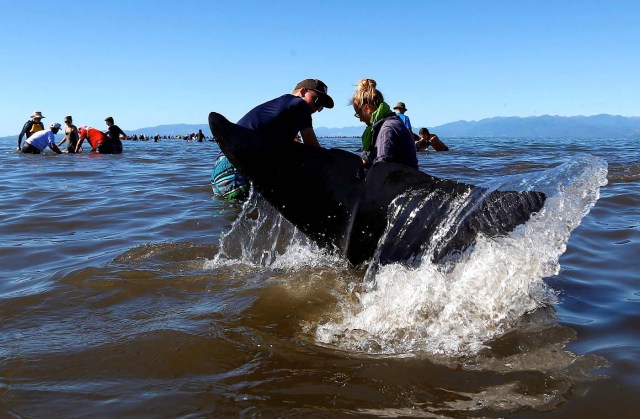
[208,112,546,267]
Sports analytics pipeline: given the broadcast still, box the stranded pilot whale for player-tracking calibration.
[208,112,546,267]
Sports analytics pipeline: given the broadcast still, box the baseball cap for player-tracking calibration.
[50,122,62,130]
[295,79,334,108]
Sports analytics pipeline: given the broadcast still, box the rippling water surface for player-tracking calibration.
[1,135,638,417]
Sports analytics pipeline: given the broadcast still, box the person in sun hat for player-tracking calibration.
[21,122,62,154]
[57,115,80,153]
[17,111,46,151]
[393,102,413,134]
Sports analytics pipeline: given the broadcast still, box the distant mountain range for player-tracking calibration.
[123,114,640,138]
[2,114,639,141]
[432,114,640,138]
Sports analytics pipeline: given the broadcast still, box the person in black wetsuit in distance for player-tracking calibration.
[104,116,126,141]
[104,116,126,153]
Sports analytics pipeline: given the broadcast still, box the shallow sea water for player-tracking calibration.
[0,134,638,417]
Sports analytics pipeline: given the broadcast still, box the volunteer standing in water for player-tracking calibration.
[393,102,413,133]
[58,116,80,153]
[416,127,449,152]
[75,126,123,154]
[353,78,418,169]
[104,117,126,149]
[17,111,46,151]
[21,123,63,154]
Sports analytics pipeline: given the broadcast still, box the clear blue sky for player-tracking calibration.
[2,0,638,136]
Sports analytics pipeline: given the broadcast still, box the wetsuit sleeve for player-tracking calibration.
[109,126,126,139]
[18,121,32,147]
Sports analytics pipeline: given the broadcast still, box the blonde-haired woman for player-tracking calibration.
[352,78,418,169]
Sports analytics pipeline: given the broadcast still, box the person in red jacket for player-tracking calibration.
[75,126,123,154]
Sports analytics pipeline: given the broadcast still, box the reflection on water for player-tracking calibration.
[1,138,638,417]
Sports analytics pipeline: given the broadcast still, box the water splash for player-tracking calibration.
[205,189,342,271]
[316,155,608,355]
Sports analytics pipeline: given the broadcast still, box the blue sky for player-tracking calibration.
[1,0,638,136]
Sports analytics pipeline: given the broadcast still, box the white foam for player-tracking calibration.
[316,155,608,356]
[204,190,343,271]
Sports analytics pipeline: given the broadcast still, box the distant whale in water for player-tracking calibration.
[208,112,546,267]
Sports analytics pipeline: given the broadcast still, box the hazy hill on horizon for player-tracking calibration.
[433,114,640,138]
[2,114,639,141]
[131,114,638,138]
[96,114,640,139]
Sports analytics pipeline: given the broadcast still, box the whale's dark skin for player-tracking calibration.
[208,112,546,267]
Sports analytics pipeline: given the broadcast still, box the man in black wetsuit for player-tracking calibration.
[104,116,126,153]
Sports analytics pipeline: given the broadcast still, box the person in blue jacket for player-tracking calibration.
[393,102,413,133]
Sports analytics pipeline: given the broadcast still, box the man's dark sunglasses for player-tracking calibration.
[309,89,324,112]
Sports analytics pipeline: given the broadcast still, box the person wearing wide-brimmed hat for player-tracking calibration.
[393,102,413,134]
[17,111,46,151]
[21,123,62,154]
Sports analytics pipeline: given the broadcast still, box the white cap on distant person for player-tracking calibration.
[50,122,62,130]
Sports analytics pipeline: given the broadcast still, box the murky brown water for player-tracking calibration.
[1,137,638,417]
